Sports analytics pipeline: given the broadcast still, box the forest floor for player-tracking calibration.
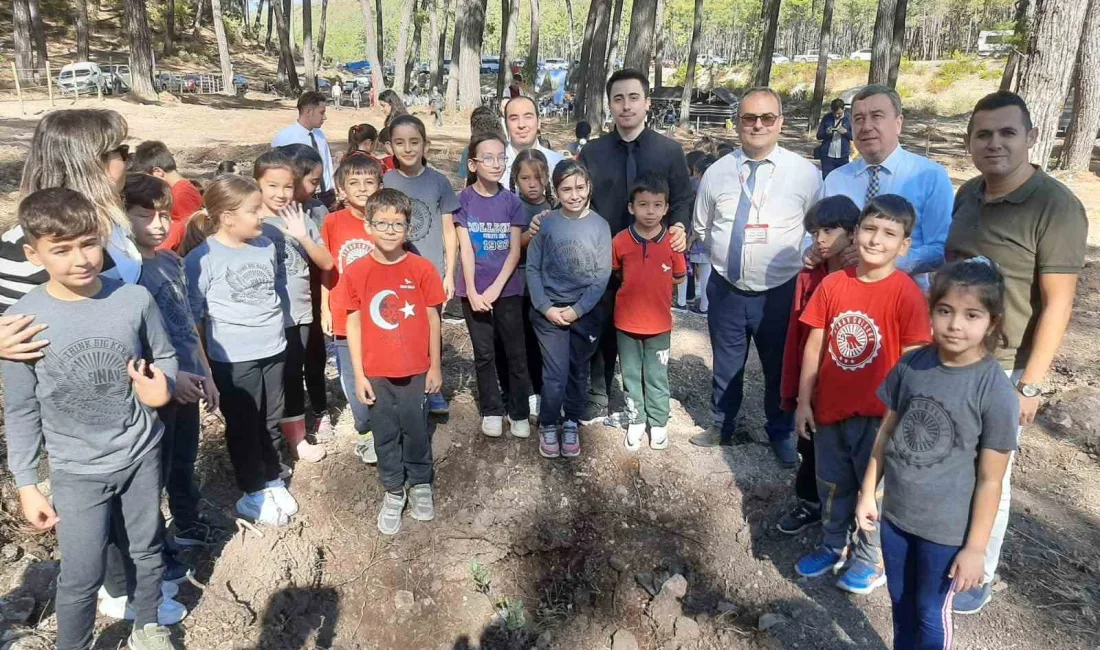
[0,94,1099,650]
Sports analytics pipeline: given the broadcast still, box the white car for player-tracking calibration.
[543,58,569,71]
[793,50,843,63]
[58,62,107,95]
[849,48,873,61]
[771,54,790,64]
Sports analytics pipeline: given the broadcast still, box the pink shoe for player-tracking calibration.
[560,421,581,458]
[538,425,560,458]
[295,440,326,463]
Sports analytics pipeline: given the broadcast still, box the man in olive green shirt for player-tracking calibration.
[946,91,1088,614]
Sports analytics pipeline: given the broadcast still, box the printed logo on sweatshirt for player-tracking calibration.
[273,234,308,277]
[45,338,133,425]
[893,395,956,468]
[368,290,416,330]
[547,239,603,285]
[406,198,434,244]
[827,310,881,371]
[226,262,277,305]
[151,277,196,342]
[338,238,374,272]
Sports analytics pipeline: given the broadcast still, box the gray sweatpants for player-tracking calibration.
[51,449,165,650]
[815,416,882,565]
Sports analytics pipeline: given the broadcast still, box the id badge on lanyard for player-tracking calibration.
[736,152,774,244]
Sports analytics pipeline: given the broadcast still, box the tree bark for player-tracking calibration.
[582,0,612,123]
[653,0,666,87]
[497,0,519,96]
[624,0,658,76]
[752,0,783,86]
[526,0,540,84]
[575,0,605,108]
[272,0,301,92]
[394,0,418,93]
[376,0,385,65]
[565,0,577,61]
[428,0,445,91]
[887,0,907,88]
[242,0,250,35]
[999,0,1030,91]
[76,0,90,61]
[1018,0,1090,168]
[409,0,424,91]
[459,0,487,109]
[807,0,836,132]
[445,0,467,111]
[254,0,265,33]
[1061,0,1100,171]
[318,0,329,60]
[165,0,176,54]
[303,0,317,91]
[358,0,384,100]
[192,0,206,36]
[13,0,33,81]
[679,0,705,127]
[28,0,48,80]
[266,1,275,51]
[211,0,235,96]
[605,0,626,84]
[869,0,896,85]
[125,0,159,100]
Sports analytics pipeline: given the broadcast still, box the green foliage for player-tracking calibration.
[494,597,528,630]
[469,561,491,594]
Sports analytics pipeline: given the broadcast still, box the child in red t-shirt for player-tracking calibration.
[344,189,444,536]
[777,196,860,534]
[128,141,204,252]
[793,195,932,595]
[612,175,686,452]
[321,154,382,463]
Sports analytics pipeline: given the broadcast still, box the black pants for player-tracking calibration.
[306,266,329,413]
[211,352,286,493]
[463,296,531,419]
[532,303,606,427]
[497,293,544,398]
[371,374,432,492]
[285,324,327,420]
[795,432,819,505]
[586,284,619,416]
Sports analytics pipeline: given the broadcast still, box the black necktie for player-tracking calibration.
[625,140,638,189]
[307,130,327,193]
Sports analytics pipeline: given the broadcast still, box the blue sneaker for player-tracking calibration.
[427,392,449,415]
[795,545,845,578]
[836,558,887,594]
[952,582,992,615]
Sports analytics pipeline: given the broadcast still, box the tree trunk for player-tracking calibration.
[266,1,274,51]
[409,0,424,91]
[526,0,540,84]
[76,0,90,61]
[192,0,206,36]
[1018,0,1090,168]
[624,0,658,76]
[303,0,317,91]
[376,0,384,65]
[211,0,235,96]
[394,0,417,93]
[575,0,605,108]
[582,0,612,123]
[28,0,48,80]
[653,0,666,87]
[165,0,176,54]
[497,0,519,96]
[605,0,626,83]
[752,0,782,86]
[318,0,329,59]
[13,0,33,81]
[679,0,704,127]
[125,0,159,100]
[1000,0,1030,91]
[807,0,836,132]
[272,0,301,92]
[887,0,907,88]
[428,0,443,90]
[869,0,896,85]
[254,0,265,33]
[358,0,384,100]
[1061,0,1100,171]
[565,0,577,60]
[459,0,487,109]
[445,0,467,111]
[242,0,250,35]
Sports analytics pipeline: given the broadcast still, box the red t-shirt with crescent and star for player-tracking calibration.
[799,267,931,426]
[321,208,375,337]
[343,252,445,378]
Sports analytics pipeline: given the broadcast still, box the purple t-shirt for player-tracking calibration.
[454,185,527,298]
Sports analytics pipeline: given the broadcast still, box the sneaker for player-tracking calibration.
[377,490,407,535]
[579,404,604,426]
[776,502,822,535]
[624,423,645,451]
[264,480,299,516]
[408,483,435,521]
[128,623,177,650]
[649,425,669,450]
[561,421,581,457]
[236,490,290,526]
[99,593,188,626]
[161,555,191,585]
[538,425,560,458]
[314,412,335,441]
[795,544,846,578]
[770,435,799,469]
[689,426,729,447]
[953,582,993,615]
[507,415,531,438]
[482,415,504,437]
[173,519,227,547]
[98,582,178,605]
[295,439,326,463]
[355,431,378,464]
[836,558,887,594]
[278,463,293,480]
[528,394,540,419]
[427,392,449,415]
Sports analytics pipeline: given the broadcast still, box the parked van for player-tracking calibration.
[977,30,1013,57]
[57,62,106,95]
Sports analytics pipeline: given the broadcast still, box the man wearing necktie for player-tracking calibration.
[690,87,823,467]
[272,91,337,208]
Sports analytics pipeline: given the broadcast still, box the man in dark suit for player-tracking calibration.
[816,98,852,178]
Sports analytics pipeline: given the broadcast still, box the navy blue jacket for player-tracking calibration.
[816,113,853,160]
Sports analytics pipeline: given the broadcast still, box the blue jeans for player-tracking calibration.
[532,303,606,427]
[334,337,372,433]
[881,518,959,650]
[706,273,795,441]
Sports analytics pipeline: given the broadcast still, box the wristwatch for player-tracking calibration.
[1016,382,1041,398]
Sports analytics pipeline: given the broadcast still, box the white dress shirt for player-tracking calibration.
[271,121,335,193]
[693,146,822,292]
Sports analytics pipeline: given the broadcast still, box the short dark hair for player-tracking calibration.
[860,194,916,237]
[967,90,1033,134]
[830,98,845,112]
[685,150,706,172]
[606,68,650,100]
[630,173,670,203]
[804,195,860,233]
[575,120,592,140]
[276,143,324,180]
[693,154,717,177]
[130,140,177,174]
[716,142,735,158]
[297,91,327,112]
[378,126,391,144]
[216,160,239,175]
[335,152,383,187]
[928,257,1008,352]
[252,149,297,181]
[551,158,591,190]
[123,173,173,212]
[470,105,504,137]
[504,95,539,119]
[19,187,102,242]
[366,188,412,223]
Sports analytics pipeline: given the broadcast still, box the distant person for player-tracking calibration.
[685,153,716,313]
[351,84,363,110]
[129,140,205,253]
[816,98,852,178]
[509,74,524,98]
[430,86,444,127]
[216,160,240,175]
[503,96,564,190]
[378,88,409,128]
[567,120,591,157]
[271,91,336,208]
[331,81,343,109]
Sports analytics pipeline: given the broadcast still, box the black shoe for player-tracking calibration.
[777,502,822,535]
[163,555,193,585]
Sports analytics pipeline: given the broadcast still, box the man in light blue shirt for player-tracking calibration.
[823,85,953,279]
[272,91,336,207]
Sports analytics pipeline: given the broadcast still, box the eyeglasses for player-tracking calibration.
[476,155,509,166]
[739,113,779,127]
[105,144,130,162]
[370,220,408,233]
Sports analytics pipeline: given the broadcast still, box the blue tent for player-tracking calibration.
[344,61,372,74]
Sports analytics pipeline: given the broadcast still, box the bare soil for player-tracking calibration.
[1,94,1099,650]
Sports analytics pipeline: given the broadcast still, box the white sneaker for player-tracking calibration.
[625,423,645,451]
[507,415,531,438]
[97,582,178,603]
[264,480,299,516]
[481,415,504,437]
[97,593,188,626]
[650,425,670,450]
[528,394,541,419]
[235,491,265,519]
[237,490,290,526]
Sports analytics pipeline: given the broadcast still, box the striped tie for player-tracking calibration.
[866,165,881,203]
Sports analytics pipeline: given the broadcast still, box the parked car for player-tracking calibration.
[100,64,131,93]
[771,54,790,64]
[849,48,873,61]
[543,57,569,71]
[793,50,843,63]
[57,62,107,95]
[977,30,1013,57]
[480,56,501,74]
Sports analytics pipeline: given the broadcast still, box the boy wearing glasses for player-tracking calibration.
[343,189,445,535]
